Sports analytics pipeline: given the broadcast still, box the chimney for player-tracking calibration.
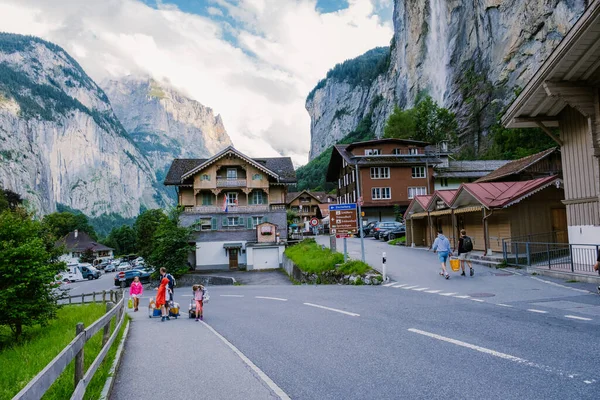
[74,230,78,239]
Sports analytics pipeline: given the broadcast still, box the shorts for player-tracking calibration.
[195,300,203,309]
[437,251,449,263]
[130,294,139,299]
[458,252,471,261]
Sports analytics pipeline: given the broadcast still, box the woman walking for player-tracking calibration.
[129,276,143,311]
[155,277,170,322]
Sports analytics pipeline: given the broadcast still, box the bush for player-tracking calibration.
[388,237,406,246]
[284,239,343,274]
[337,260,371,275]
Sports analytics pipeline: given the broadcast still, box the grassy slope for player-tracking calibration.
[285,240,371,275]
[0,303,126,399]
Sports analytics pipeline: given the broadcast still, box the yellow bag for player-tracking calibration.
[128,298,133,309]
[450,257,460,272]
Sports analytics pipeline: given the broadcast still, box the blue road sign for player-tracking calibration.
[329,203,357,211]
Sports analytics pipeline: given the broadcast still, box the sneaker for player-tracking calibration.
[439,271,444,276]
[445,274,450,280]
[460,271,466,276]
[166,316,170,321]
[470,268,474,277]
[200,316,203,321]
[195,318,199,322]
[161,316,165,322]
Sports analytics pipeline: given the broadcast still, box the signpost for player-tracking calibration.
[329,203,358,263]
[309,217,319,227]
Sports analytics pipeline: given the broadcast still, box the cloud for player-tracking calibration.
[0,0,392,166]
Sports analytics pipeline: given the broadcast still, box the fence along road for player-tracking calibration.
[13,290,125,400]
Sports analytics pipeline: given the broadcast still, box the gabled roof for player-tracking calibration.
[56,231,113,253]
[164,146,296,185]
[475,148,558,183]
[345,138,430,152]
[502,0,600,128]
[426,190,457,210]
[454,175,561,209]
[434,160,510,179]
[404,195,432,216]
[285,190,330,204]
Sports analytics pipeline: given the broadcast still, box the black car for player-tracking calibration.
[372,221,403,239]
[114,268,151,288]
[381,225,406,241]
[354,221,377,237]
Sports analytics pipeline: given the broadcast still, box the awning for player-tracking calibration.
[223,242,243,249]
[408,211,428,219]
[429,209,452,216]
[454,206,483,214]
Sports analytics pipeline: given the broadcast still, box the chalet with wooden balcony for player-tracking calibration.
[164,146,296,270]
[285,190,336,224]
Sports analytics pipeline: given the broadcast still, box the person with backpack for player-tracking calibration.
[432,229,452,279]
[457,229,474,277]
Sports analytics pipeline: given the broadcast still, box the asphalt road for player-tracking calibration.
[110,237,600,400]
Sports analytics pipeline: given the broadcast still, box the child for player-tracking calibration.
[156,277,170,322]
[129,276,143,311]
[193,284,204,321]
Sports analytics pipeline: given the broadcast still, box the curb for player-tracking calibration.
[99,320,130,400]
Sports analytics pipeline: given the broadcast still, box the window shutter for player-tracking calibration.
[211,217,217,230]
[247,217,252,229]
[222,216,228,227]
[263,216,268,223]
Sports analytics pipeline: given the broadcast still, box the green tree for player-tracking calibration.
[42,211,97,241]
[0,208,64,338]
[134,209,167,259]
[103,225,136,256]
[0,187,23,212]
[287,210,298,226]
[482,118,556,160]
[147,209,193,278]
[383,107,416,139]
[79,247,95,264]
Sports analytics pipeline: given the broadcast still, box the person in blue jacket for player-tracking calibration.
[432,229,452,279]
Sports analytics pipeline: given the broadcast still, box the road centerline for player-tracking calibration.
[303,302,360,317]
[564,315,592,321]
[255,296,288,301]
[527,309,548,314]
[220,295,245,298]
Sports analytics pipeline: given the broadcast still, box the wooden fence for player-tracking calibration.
[13,290,126,400]
[59,290,122,305]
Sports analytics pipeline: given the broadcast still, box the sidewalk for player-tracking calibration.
[111,296,281,400]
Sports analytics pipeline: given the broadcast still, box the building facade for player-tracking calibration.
[326,139,444,223]
[165,146,296,270]
[56,230,114,264]
[501,0,600,245]
[286,190,336,224]
[433,160,510,190]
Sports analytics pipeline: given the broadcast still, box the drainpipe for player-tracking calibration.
[482,208,494,256]
[451,208,457,250]
[427,211,433,248]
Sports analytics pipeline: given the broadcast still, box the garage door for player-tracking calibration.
[253,247,280,270]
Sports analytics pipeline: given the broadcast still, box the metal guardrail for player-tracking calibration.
[502,231,567,248]
[503,241,600,274]
[14,290,125,400]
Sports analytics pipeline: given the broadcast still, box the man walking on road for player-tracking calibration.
[432,229,452,279]
[457,229,474,277]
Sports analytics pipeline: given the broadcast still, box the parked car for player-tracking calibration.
[116,262,132,272]
[78,263,101,280]
[114,268,151,287]
[104,263,117,273]
[381,225,406,241]
[372,221,403,240]
[354,221,377,238]
[96,260,110,270]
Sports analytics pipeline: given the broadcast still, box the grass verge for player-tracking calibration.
[285,239,374,276]
[388,237,406,245]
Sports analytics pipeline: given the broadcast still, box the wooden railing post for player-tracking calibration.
[103,302,114,347]
[93,292,96,303]
[74,323,85,388]
[102,290,106,303]
[81,293,85,304]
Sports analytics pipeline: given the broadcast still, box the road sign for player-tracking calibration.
[310,217,319,227]
[329,203,358,233]
[336,234,352,239]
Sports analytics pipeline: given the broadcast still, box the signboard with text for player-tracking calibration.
[329,203,358,234]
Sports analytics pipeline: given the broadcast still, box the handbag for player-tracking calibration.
[127,298,133,309]
[203,290,210,304]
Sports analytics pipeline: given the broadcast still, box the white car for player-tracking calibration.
[117,263,132,272]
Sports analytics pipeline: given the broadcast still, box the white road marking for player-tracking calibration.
[527,309,548,314]
[303,303,360,317]
[402,285,419,290]
[530,277,592,294]
[470,299,485,303]
[383,282,397,287]
[454,295,470,299]
[584,380,596,384]
[439,292,457,296]
[564,315,592,321]
[255,296,287,301]
[220,295,244,298]
[407,328,595,384]
[497,304,514,308]
[201,321,291,399]
[393,284,408,288]
[413,287,429,291]
[425,290,442,294]
[181,294,192,297]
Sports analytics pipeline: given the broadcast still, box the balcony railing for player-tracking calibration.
[216,178,246,187]
[184,205,270,213]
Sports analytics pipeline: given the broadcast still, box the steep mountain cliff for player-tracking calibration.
[102,77,232,182]
[307,0,588,161]
[0,33,170,218]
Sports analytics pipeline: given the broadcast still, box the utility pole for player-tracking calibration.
[354,164,366,263]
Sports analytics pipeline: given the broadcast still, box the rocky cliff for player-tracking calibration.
[102,77,232,182]
[306,0,588,160]
[0,33,170,218]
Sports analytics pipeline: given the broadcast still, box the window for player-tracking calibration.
[412,166,426,178]
[199,218,212,231]
[441,178,449,187]
[365,149,381,155]
[252,173,262,180]
[251,191,264,205]
[371,187,391,200]
[227,168,237,179]
[226,192,238,205]
[252,216,264,227]
[370,167,390,179]
[201,192,212,205]
[408,148,419,155]
[223,216,243,227]
[408,187,427,199]
[201,174,210,181]
[392,148,402,155]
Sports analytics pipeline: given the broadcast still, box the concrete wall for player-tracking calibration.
[194,240,248,270]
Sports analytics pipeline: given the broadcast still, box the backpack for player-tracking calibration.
[463,236,473,252]
[165,274,176,291]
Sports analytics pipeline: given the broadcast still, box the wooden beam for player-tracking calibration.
[543,81,596,118]
[564,36,600,80]
[535,121,563,147]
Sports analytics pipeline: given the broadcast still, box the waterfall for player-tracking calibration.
[424,0,450,106]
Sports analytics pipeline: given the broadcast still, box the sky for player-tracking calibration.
[0,0,393,166]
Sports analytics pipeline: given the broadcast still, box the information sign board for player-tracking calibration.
[328,203,358,234]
